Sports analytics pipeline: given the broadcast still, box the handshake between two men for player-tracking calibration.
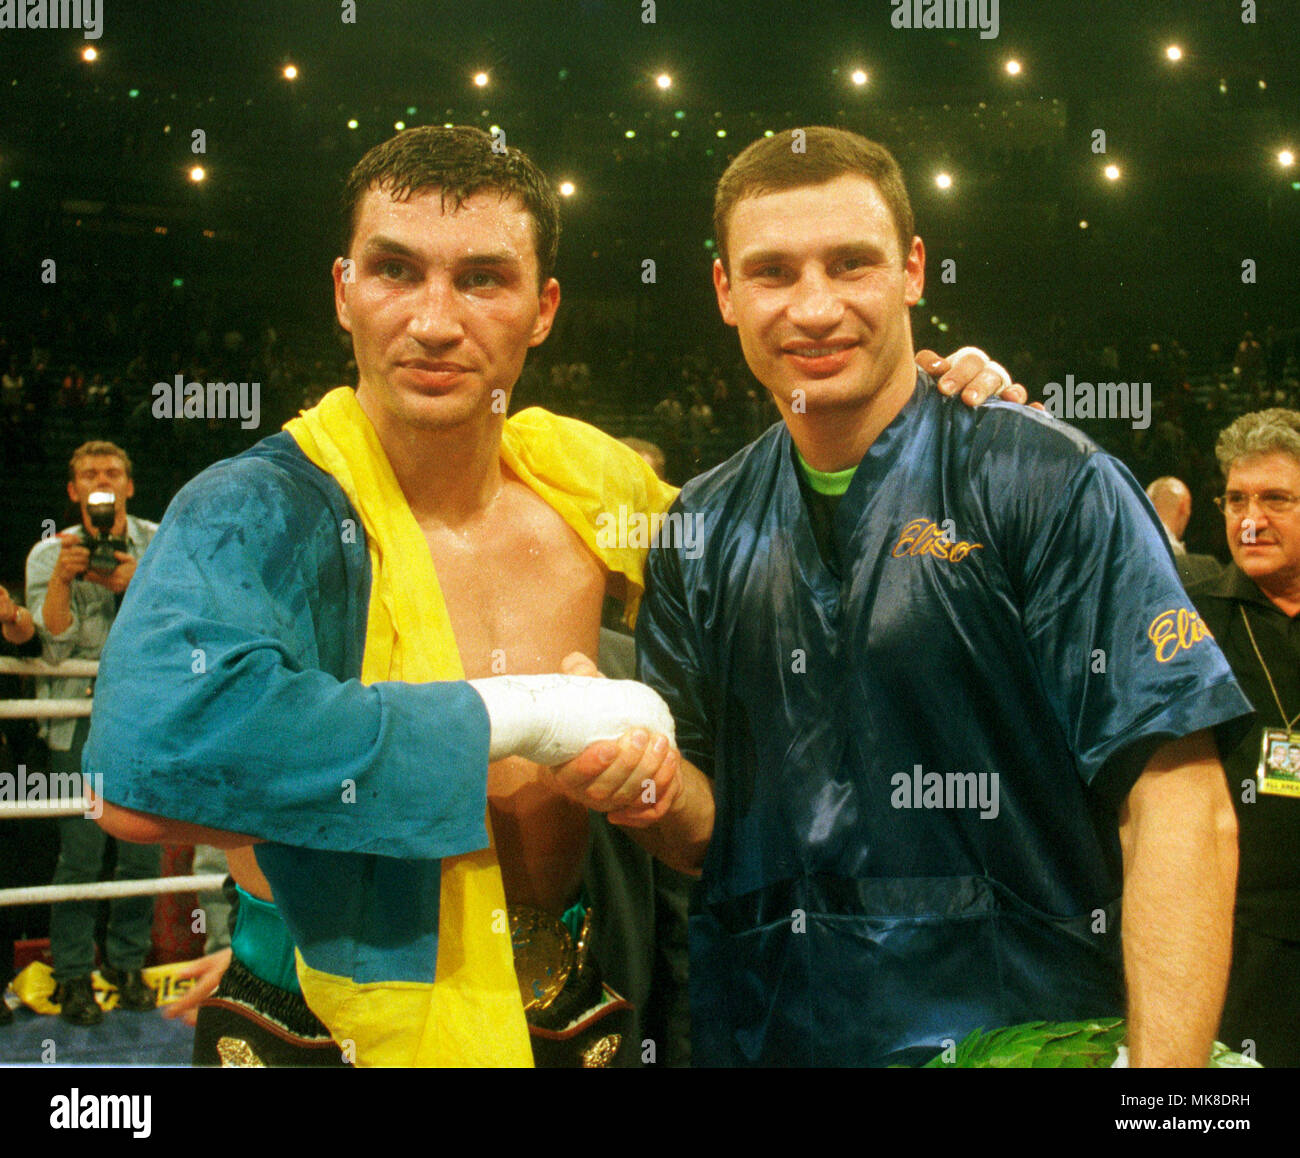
[471,651,690,837]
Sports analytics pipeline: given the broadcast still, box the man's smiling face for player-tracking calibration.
[712,174,924,416]
[334,185,559,435]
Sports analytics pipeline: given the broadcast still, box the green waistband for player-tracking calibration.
[230,886,301,995]
[230,888,588,997]
[560,897,586,943]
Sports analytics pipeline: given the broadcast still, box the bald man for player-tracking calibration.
[1147,477,1222,587]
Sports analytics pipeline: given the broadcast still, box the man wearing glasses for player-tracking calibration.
[1192,408,1300,1067]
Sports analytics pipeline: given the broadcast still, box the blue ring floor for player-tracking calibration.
[0,999,194,1066]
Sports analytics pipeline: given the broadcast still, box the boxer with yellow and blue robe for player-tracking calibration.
[85,386,676,1066]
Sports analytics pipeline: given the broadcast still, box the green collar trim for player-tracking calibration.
[795,450,858,497]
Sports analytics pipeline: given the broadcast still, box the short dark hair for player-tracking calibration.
[340,125,561,285]
[69,440,132,481]
[713,127,915,271]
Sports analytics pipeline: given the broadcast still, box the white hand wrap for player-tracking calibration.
[468,674,677,766]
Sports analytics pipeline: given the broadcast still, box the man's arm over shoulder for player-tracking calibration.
[86,452,493,860]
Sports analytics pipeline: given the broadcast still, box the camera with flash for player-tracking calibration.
[81,490,127,575]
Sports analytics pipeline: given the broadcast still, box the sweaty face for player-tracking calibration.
[1224,452,1300,593]
[713,174,924,415]
[334,187,559,436]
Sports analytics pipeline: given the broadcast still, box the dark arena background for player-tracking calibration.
[0,0,1298,1116]
[1,0,1297,569]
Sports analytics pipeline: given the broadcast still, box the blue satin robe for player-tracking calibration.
[636,372,1252,1066]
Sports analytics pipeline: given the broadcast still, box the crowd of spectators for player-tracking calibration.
[3,291,1297,567]
[3,311,1298,575]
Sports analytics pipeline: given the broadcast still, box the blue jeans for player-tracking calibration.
[48,719,161,981]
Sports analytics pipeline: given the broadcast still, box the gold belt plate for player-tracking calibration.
[509,906,576,1013]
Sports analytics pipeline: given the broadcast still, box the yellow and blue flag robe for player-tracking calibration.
[86,386,676,1066]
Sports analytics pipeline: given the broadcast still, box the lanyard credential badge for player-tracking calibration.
[1240,606,1300,798]
[1258,728,1300,798]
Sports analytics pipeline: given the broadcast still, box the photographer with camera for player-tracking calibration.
[25,441,159,1026]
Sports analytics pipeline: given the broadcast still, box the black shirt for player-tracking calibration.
[1191,564,1300,939]
[791,451,845,579]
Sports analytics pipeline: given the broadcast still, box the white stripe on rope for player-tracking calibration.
[0,873,228,908]
[0,658,100,677]
[0,699,94,719]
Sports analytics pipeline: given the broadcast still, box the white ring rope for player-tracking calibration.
[0,873,228,908]
[0,658,100,677]
[0,657,228,914]
[0,798,98,820]
[0,700,94,719]
[0,658,99,717]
